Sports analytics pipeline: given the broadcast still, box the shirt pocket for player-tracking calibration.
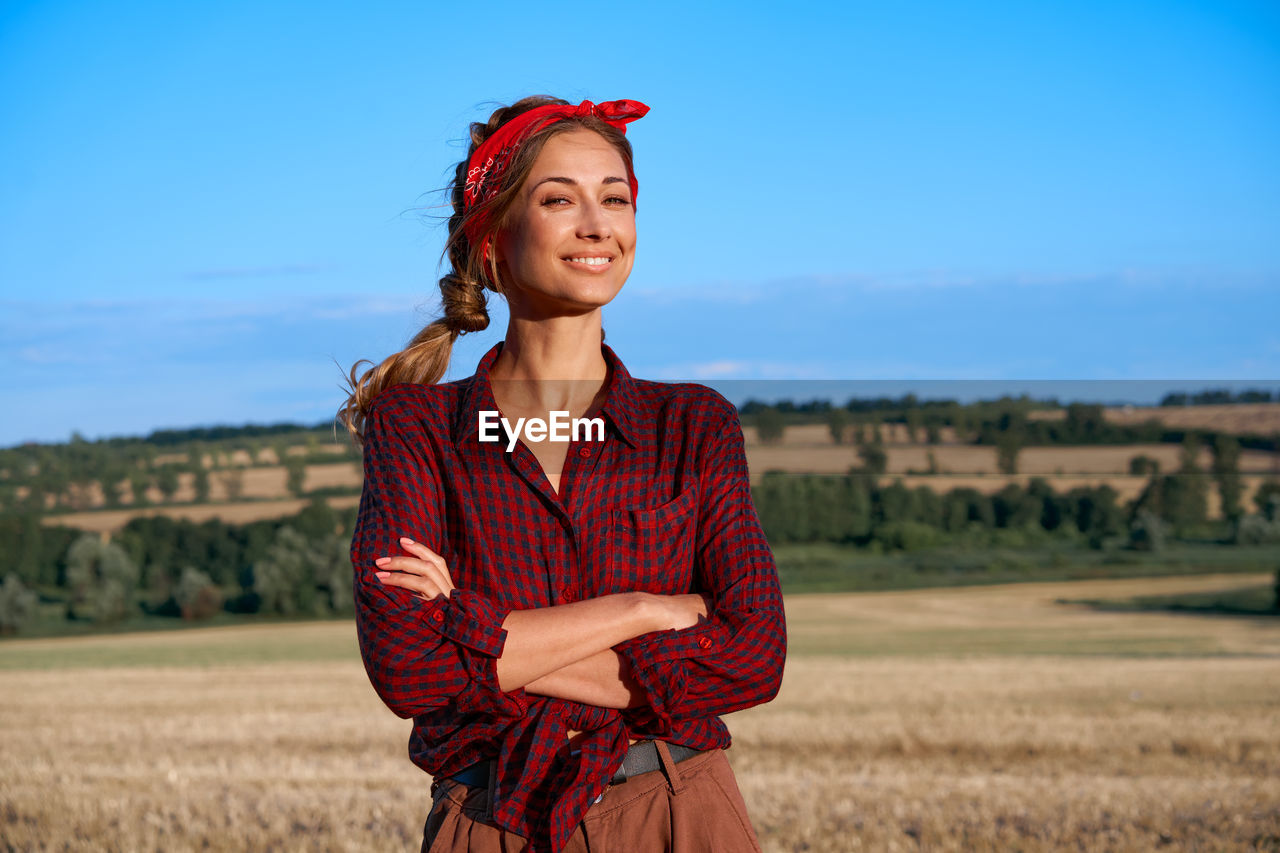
[607,487,698,593]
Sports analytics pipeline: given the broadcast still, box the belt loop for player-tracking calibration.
[654,740,685,796]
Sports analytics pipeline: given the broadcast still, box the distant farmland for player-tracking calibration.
[36,410,1280,533]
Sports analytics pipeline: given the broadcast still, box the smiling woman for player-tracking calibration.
[338,96,785,853]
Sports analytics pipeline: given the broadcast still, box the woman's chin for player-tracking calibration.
[511,283,625,316]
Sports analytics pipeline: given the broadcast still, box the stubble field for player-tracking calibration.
[2,574,1278,852]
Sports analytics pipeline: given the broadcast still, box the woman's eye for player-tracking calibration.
[605,196,632,206]
[541,196,571,207]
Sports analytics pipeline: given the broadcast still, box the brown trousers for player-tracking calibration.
[421,743,763,852]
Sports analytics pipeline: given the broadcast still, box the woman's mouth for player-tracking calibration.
[564,256,613,270]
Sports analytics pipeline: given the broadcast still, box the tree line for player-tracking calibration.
[753,465,1280,552]
[0,499,356,635]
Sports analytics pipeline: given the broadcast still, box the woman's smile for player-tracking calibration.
[563,253,615,271]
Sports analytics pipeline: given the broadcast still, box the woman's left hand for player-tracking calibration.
[374,537,456,602]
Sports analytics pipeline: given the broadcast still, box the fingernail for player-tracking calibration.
[400,537,415,545]
[375,571,390,580]
[375,557,390,566]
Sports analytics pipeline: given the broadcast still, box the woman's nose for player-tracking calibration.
[575,200,611,239]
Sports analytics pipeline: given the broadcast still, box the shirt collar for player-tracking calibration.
[451,340,645,450]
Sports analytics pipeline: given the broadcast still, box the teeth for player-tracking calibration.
[568,257,610,266]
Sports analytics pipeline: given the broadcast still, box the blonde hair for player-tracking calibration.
[337,96,637,445]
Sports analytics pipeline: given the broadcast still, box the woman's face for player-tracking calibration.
[494,128,636,317]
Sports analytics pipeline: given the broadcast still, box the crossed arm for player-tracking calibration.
[353,388,784,725]
[375,536,709,708]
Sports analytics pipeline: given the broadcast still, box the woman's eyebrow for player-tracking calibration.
[530,176,629,191]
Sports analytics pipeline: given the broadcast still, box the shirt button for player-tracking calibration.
[697,636,713,649]
[431,610,444,623]
[577,447,592,458]
[561,589,578,603]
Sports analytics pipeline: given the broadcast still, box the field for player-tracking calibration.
[3,574,1278,851]
[37,417,1280,533]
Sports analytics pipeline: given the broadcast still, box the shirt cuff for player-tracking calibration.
[615,621,724,735]
[432,589,528,719]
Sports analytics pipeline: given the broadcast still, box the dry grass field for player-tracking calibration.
[2,574,1278,851]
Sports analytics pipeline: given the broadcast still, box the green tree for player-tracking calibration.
[996,431,1021,475]
[174,566,224,620]
[856,444,887,477]
[221,468,245,501]
[1254,480,1280,521]
[754,408,785,446]
[905,409,923,444]
[1064,403,1107,443]
[1211,435,1243,523]
[100,464,129,509]
[251,527,315,615]
[129,470,151,506]
[192,464,211,503]
[0,573,38,635]
[1128,509,1167,552]
[1128,455,1160,477]
[321,536,354,614]
[155,466,180,503]
[285,457,307,497]
[250,526,350,616]
[1171,433,1209,534]
[64,534,139,624]
[825,409,849,445]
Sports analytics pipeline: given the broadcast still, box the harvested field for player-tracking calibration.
[303,462,363,492]
[1083,402,1280,436]
[1,574,1277,851]
[44,494,361,533]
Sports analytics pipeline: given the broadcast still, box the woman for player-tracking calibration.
[340,96,786,853]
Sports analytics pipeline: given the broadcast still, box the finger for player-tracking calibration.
[375,570,450,601]
[375,557,455,595]
[375,556,440,577]
[399,537,446,569]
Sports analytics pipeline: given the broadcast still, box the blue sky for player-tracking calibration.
[2,0,1278,446]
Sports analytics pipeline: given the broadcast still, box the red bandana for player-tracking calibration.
[461,99,649,264]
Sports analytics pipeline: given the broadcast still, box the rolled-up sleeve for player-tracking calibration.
[616,399,787,735]
[351,389,528,721]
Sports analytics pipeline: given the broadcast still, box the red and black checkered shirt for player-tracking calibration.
[351,340,786,853]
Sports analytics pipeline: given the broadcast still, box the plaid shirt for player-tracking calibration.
[351,340,786,853]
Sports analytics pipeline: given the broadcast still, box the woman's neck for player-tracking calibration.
[489,316,608,416]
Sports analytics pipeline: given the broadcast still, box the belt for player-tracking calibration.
[448,740,704,789]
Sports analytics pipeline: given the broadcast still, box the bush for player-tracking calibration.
[173,566,224,620]
[1254,480,1280,522]
[1234,515,1280,546]
[0,573,38,635]
[1128,509,1167,553]
[64,534,140,624]
[873,521,941,552]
